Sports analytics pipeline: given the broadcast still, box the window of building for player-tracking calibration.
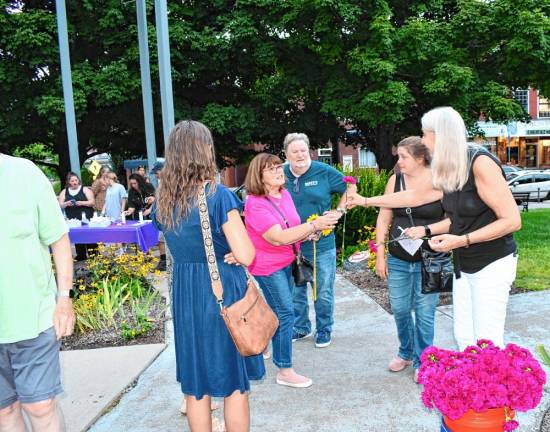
[539,96,550,118]
[512,89,529,113]
[359,148,377,168]
[317,148,332,165]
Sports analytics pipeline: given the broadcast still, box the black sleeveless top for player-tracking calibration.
[442,146,516,274]
[388,173,445,262]
[64,186,94,220]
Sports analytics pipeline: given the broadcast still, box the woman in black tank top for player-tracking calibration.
[348,107,521,351]
[375,137,444,382]
[58,172,96,260]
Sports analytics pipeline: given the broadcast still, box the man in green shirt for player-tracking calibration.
[0,154,75,432]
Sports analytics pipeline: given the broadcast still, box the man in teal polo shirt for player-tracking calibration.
[283,133,353,348]
[0,154,75,432]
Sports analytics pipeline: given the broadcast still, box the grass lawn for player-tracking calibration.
[514,209,550,291]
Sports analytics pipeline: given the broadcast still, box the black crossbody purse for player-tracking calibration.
[400,175,453,294]
[265,198,314,286]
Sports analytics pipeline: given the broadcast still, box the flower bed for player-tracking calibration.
[61,244,167,350]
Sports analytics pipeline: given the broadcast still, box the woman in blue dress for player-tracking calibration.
[154,120,264,431]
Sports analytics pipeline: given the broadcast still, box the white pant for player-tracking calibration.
[453,252,518,350]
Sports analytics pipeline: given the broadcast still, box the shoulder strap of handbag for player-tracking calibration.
[197,183,225,306]
[264,196,299,257]
[400,174,417,227]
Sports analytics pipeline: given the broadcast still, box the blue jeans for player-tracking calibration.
[387,254,439,369]
[255,264,295,368]
[293,247,336,335]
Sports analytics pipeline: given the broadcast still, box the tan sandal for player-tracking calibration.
[212,417,226,432]
[179,398,219,415]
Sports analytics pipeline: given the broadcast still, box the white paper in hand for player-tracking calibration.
[398,237,423,256]
[396,226,423,256]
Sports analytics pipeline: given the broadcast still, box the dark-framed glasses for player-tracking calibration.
[263,164,284,174]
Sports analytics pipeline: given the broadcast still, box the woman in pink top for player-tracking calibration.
[244,153,339,388]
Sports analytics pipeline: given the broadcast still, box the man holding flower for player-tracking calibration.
[283,133,353,348]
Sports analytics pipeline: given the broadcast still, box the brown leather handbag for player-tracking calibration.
[198,185,279,356]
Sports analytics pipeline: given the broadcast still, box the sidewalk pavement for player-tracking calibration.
[84,274,550,432]
[523,199,550,210]
[57,277,170,432]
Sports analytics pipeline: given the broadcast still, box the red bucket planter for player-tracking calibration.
[443,407,516,431]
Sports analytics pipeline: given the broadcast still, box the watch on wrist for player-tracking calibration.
[336,207,346,214]
[57,290,73,299]
[424,225,432,237]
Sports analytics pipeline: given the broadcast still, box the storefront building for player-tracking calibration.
[475,89,550,168]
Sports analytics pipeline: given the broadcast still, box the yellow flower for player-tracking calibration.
[306,214,333,237]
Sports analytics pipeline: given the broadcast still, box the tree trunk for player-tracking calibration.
[375,124,397,171]
[331,136,340,166]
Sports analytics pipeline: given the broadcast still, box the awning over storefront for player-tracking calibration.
[476,119,550,138]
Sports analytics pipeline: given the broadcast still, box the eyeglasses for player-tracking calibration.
[293,177,300,193]
[263,165,283,174]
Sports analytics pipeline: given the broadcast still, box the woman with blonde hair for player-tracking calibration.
[153,120,264,432]
[101,172,127,221]
[347,107,520,350]
[244,153,339,388]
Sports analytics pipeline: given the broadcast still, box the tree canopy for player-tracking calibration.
[1,0,549,177]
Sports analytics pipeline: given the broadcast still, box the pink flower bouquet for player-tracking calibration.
[418,340,547,431]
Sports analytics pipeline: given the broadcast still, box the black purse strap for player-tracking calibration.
[264,197,299,257]
[399,174,416,227]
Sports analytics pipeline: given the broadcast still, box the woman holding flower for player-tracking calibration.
[347,107,521,351]
[374,137,444,382]
[244,153,339,388]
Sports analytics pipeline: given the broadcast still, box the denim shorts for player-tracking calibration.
[0,327,62,409]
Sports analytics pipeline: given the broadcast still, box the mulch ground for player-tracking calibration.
[339,268,530,314]
[60,300,167,351]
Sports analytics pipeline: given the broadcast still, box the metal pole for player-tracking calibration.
[136,0,158,186]
[154,0,175,148]
[55,0,81,176]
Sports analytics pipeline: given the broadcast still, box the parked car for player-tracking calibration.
[502,165,523,180]
[508,171,550,201]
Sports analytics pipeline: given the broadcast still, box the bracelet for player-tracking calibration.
[464,234,471,248]
[309,222,317,233]
[363,196,368,207]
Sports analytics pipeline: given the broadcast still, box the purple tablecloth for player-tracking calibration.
[68,221,159,252]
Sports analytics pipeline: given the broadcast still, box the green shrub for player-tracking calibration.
[332,167,392,248]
